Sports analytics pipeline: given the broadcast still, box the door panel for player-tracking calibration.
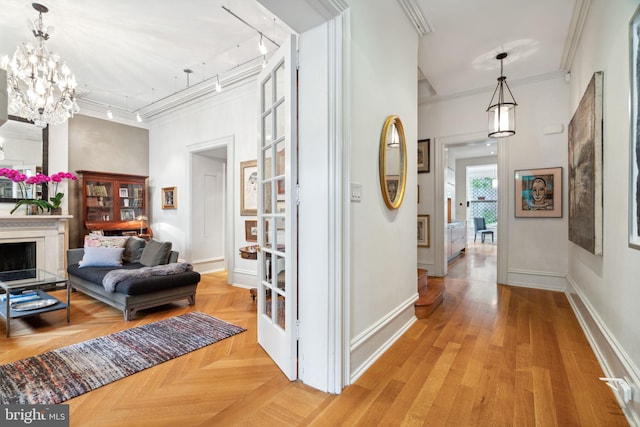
[257,34,297,380]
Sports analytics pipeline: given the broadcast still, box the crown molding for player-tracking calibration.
[420,70,567,105]
[397,0,433,36]
[76,99,149,129]
[306,0,348,18]
[560,0,592,71]
[139,64,262,119]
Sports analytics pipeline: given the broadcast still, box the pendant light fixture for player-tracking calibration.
[487,52,517,138]
[1,3,79,127]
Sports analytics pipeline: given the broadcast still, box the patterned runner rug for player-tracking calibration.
[0,312,245,404]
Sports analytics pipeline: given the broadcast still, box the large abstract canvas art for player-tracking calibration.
[568,71,603,255]
[629,5,640,249]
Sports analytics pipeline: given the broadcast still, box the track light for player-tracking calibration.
[215,75,222,93]
[258,33,268,55]
[107,108,113,120]
[136,112,142,122]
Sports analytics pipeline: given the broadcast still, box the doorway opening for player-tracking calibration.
[443,140,498,278]
[188,136,233,280]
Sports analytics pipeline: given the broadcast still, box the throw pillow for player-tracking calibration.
[84,235,128,248]
[139,239,172,267]
[123,237,146,263]
[79,247,125,268]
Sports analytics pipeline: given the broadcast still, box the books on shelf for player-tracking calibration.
[86,184,109,197]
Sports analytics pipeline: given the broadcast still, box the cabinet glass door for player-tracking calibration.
[85,180,113,222]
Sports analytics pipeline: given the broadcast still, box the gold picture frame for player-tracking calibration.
[241,160,258,216]
[418,214,430,248]
[162,186,177,209]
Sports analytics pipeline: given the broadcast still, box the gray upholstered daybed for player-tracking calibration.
[67,237,201,321]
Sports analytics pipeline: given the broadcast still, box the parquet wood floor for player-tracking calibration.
[0,244,628,426]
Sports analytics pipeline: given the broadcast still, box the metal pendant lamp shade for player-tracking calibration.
[487,52,517,138]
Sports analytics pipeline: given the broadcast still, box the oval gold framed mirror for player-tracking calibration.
[379,115,407,209]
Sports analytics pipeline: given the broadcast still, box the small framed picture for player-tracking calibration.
[162,186,177,209]
[418,139,430,173]
[120,208,135,221]
[514,167,562,218]
[245,220,258,242]
[119,188,128,198]
[386,175,399,203]
[418,214,430,247]
[241,160,258,216]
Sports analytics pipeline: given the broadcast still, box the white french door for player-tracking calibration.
[256,34,298,380]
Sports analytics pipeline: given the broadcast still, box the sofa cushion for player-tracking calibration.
[123,237,146,263]
[139,239,172,267]
[115,271,201,295]
[79,247,125,268]
[84,235,128,248]
[68,262,200,295]
[69,261,143,283]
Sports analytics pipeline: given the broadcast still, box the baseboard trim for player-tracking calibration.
[349,294,417,383]
[566,275,640,426]
[507,268,567,291]
[191,258,225,275]
[232,269,257,288]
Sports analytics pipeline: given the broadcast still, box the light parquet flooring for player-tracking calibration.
[0,244,628,426]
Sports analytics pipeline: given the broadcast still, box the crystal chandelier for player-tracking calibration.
[1,3,79,128]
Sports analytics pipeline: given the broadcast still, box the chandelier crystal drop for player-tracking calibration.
[1,3,79,127]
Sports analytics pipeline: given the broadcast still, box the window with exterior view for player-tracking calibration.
[469,174,497,225]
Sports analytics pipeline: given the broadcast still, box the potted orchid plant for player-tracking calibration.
[0,168,78,214]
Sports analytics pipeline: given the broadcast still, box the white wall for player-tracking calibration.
[566,0,640,422]
[348,0,419,380]
[148,79,258,286]
[419,76,570,288]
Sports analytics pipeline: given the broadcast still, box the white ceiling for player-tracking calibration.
[416,0,577,101]
[0,0,579,126]
[0,0,293,118]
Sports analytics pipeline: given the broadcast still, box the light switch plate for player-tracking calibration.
[351,183,362,202]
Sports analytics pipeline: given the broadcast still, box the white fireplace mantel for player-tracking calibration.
[0,215,72,276]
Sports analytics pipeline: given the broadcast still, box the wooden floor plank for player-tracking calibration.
[0,245,629,426]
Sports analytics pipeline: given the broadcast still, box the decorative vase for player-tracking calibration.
[50,207,62,215]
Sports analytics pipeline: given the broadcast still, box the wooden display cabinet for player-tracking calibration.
[77,170,150,237]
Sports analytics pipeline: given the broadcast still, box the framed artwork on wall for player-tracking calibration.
[418,214,430,247]
[630,5,640,249]
[245,220,258,242]
[568,71,603,255]
[514,167,563,218]
[418,139,430,173]
[241,160,258,216]
[162,186,177,209]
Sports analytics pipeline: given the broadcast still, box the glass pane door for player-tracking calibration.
[257,34,297,380]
